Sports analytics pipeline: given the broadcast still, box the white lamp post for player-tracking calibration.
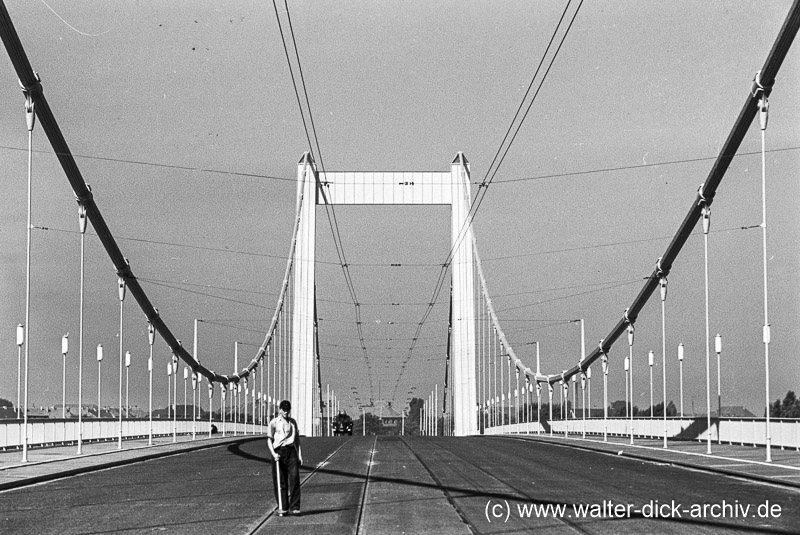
[172,354,178,443]
[21,86,36,464]
[118,277,126,450]
[167,362,172,420]
[701,199,713,455]
[208,382,213,438]
[192,372,197,440]
[148,323,154,446]
[221,384,227,437]
[659,269,669,449]
[648,350,654,417]
[16,324,23,419]
[601,344,608,442]
[715,333,722,444]
[757,82,772,463]
[624,356,630,424]
[76,199,87,455]
[61,333,68,418]
[125,351,131,419]
[587,367,592,422]
[97,344,103,418]
[678,343,684,418]
[627,323,635,444]
[183,367,188,419]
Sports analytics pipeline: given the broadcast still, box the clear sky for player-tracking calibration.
[0,1,798,418]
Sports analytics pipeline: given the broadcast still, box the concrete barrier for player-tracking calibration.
[484,417,800,449]
[0,419,266,449]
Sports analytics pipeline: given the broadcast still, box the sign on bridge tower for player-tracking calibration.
[292,152,477,436]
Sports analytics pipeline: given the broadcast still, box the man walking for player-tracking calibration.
[267,400,303,516]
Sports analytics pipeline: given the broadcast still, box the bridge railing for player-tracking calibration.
[483,417,800,450]
[0,419,265,450]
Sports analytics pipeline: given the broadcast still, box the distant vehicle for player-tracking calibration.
[333,411,353,436]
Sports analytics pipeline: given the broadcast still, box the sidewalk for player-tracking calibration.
[511,432,800,488]
[0,432,261,491]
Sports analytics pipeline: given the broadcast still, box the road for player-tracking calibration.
[1,436,798,534]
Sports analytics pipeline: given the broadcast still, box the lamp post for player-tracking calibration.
[125,351,131,420]
[183,367,188,419]
[97,344,103,418]
[16,324,23,419]
[118,277,126,450]
[76,199,87,455]
[208,382,213,438]
[192,372,197,440]
[715,333,722,444]
[659,269,669,449]
[167,362,172,420]
[172,354,178,443]
[221,384,227,437]
[678,343,684,418]
[601,345,608,442]
[627,323,635,444]
[624,356,630,426]
[61,333,68,418]
[21,85,36,464]
[148,322,154,446]
[757,83,772,463]
[581,371,586,439]
[648,350,654,417]
[701,200,713,455]
[548,383,554,437]
[587,367,592,422]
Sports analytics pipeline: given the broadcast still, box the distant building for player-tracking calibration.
[373,400,403,430]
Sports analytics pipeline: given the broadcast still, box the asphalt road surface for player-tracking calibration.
[1,436,798,534]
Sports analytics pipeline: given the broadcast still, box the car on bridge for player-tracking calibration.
[333,411,353,436]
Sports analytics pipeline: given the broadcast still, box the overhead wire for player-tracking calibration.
[392,0,584,398]
[272,0,375,400]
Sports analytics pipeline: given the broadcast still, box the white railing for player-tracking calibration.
[483,417,800,450]
[0,419,266,449]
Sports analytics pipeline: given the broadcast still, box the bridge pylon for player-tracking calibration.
[291,152,477,436]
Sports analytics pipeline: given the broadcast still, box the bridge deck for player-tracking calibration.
[1,435,799,534]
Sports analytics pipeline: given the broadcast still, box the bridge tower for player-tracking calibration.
[292,152,477,436]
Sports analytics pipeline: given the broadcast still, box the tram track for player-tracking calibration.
[244,437,356,535]
[402,436,590,534]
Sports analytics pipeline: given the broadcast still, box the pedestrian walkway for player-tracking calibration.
[511,433,800,488]
[0,432,260,491]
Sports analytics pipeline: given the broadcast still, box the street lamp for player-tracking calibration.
[118,276,126,450]
[678,343,685,418]
[208,382,213,438]
[125,351,131,419]
[167,362,172,420]
[16,324,23,419]
[61,333,69,418]
[648,350,654,417]
[701,197,713,455]
[756,79,772,463]
[192,371,197,440]
[601,345,608,442]
[172,354,178,443]
[21,84,36,464]
[659,267,669,449]
[715,333,722,444]
[627,322,635,444]
[624,356,630,425]
[183,367,188,419]
[76,198,88,455]
[587,367,592,423]
[148,322,154,445]
[97,344,103,418]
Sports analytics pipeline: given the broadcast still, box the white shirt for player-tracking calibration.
[268,414,297,448]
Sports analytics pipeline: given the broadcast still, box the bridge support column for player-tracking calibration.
[450,153,477,436]
[292,153,317,435]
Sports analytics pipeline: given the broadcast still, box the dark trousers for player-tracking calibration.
[272,445,300,511]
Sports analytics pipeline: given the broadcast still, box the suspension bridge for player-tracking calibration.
[1,1,800,533]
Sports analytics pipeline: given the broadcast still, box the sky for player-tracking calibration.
[0,1,798,419]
